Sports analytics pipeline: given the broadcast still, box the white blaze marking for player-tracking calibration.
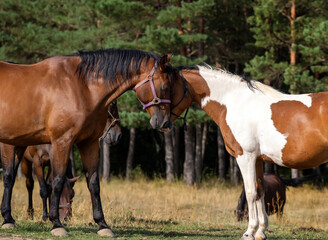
[198,66,312,166]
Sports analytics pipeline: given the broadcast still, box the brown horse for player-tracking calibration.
[235,173,316,221]
[170,65,327,240]
[20,145,79,222]
[0,48,173,237]
[20,101,122,222]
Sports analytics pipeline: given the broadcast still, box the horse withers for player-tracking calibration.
[170,65,328,240]
[0,48,171,237]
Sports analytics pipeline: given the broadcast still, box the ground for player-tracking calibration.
[0,177,328,239]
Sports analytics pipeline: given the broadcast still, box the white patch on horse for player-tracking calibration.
[199,66,312,166]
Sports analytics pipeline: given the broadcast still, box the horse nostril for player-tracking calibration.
[64,217,68,222]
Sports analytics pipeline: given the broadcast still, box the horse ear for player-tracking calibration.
[68,176,80,183]
[159,54,173,71]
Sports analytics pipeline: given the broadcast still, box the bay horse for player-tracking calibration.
[20,101,121,222]
[170,65,327,240]
[0,48,173,237]
[235,173,316,221]
[20,145,79,222]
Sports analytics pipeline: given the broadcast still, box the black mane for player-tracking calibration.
[73,49,161,85]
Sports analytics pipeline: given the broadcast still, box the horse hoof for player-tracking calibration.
[255,233,267,240]
[51,227,68,236]
[239,233,255,240]
[97,228,116,237]
[1,223,16,229]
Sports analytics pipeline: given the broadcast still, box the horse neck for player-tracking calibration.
[197,67,249,107]
[182,67,248,127]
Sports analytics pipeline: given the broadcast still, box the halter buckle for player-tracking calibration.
[153,98,160,104]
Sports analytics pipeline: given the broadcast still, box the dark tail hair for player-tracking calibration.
[280,174,317,187]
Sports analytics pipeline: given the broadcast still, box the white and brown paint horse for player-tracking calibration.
[171,65,326,240]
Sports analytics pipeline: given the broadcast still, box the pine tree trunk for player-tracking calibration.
[201,122,208,161]
[172,125,180,176]
[290,0,296,65]
[126,128,136,180]
[217,127,226,180]
[195,123,203,187]
[183,123,195,185]
[164,131,174,182]
[17,161,22,180]
[69,149,75,177]
[230,155,240,185]
[291,169,299,178]
[102,140,110,182]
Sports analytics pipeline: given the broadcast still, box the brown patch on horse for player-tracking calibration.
[260,154,275,164]
[271,93,328,168]
[173,69,243,158]
[203,101,243,158]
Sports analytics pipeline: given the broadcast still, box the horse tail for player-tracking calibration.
[235,185,247,221]
[279,174,317,187]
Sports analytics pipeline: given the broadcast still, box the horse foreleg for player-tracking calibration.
[77,140,115,237]
[236,152,259,240]
[48,139,71,236]
[0,146,26,228]
[21,158,34,220]
[254,159,268,240]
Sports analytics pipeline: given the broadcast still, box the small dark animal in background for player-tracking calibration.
[235,173,315,221]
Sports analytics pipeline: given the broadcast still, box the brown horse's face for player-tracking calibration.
[59,176,79,221]
[170,70,193,122]
[103,101,122,146]
[134,55,172,132]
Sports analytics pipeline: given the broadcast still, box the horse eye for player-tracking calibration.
[162,84,168,91]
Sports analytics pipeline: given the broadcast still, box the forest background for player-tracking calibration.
[1,0,328,185]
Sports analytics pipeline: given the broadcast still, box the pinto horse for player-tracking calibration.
[171,65,327,240]
[0,48,173,237]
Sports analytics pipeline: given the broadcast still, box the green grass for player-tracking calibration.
[1,178,328,239]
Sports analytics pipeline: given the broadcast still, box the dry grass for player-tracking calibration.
[2,177,328,238]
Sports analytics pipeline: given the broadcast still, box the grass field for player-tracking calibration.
[0,177,328,239]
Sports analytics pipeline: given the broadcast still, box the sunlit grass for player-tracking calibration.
[1,176,328,239]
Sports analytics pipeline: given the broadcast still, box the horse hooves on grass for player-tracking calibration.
[1,223,16,229]
[51,227,68,236]
[97,228,116,237]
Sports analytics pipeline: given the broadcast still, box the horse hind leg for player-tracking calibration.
[0,146,26,228]
[254,159,268,240]
[236,152,260,240]
[22,158,34,220]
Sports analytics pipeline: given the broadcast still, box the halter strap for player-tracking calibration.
[171,71,190,129]
[99,106,121,142]
[133,62,171,109]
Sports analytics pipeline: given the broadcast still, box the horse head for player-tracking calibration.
[133,54,173,132]
[59,176,80,221]
[102,101,122,146]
